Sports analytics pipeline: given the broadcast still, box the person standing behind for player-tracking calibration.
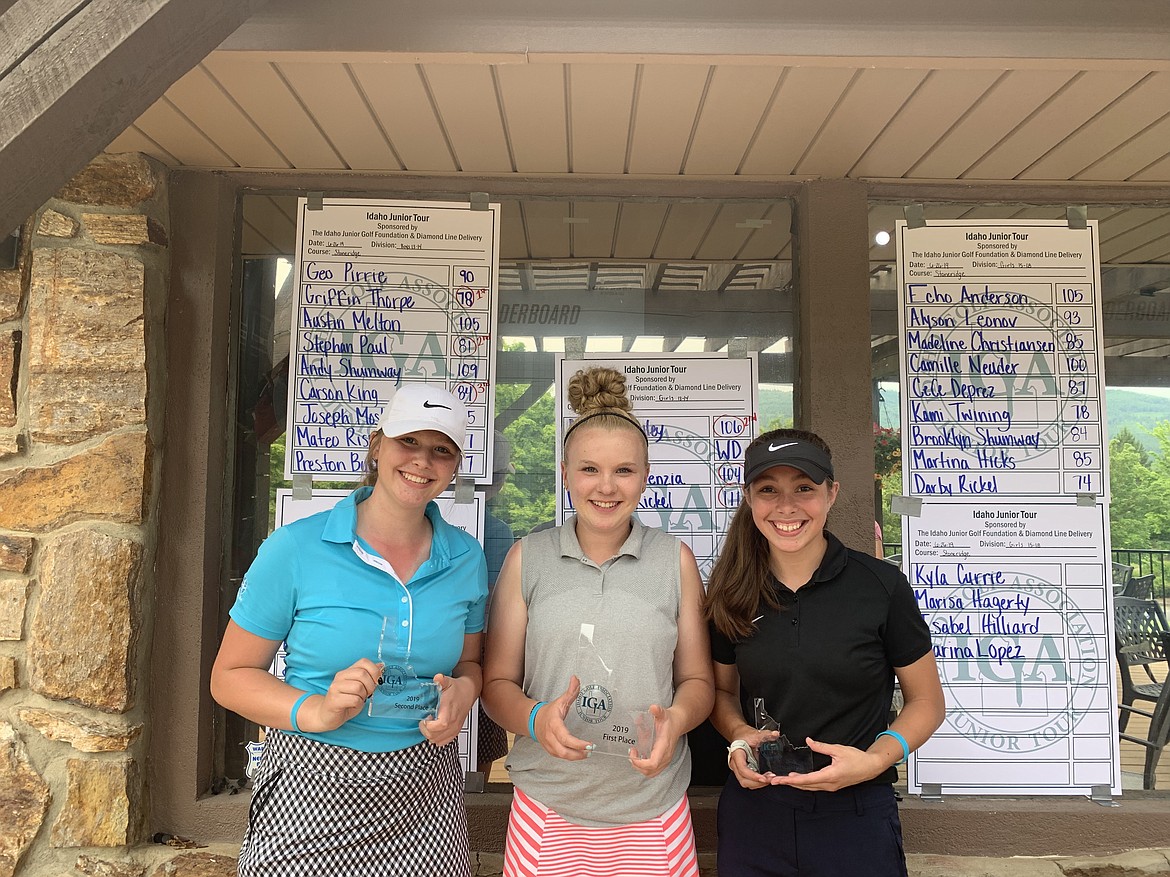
[211,383,488,877]
[704,428,944,877]
[483,366,714,877]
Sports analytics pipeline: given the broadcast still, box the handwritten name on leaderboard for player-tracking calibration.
[912,426,1040,451]
[910,402,1011,427]
[304,262,408,284]
[909,354,1021,375]
[915,587,1031,613]
[298,357,402,380]
[913,473,999,495]
[302,287,417,310]
[298,380,379,402]
[293,451,367,472]
[294,425,373,449]
[906,285,1035,306]
[906,331,1055,353]
[300,404,380,426]
[302,310,403,331]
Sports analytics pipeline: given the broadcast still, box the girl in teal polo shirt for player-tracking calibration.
[211,383,488,877]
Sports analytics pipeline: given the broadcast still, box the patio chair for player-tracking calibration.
[1118,630,1170,790]
[1113,596,1169,731]
[1111,562,1134,595]
[1122,573,1156,601]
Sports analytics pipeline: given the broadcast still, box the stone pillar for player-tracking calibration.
[0,154,166,875]
[794,180,874,550]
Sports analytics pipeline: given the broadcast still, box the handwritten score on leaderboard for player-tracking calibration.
[895,219,1119,796]
[286,198,500,483]
[273,488,485,775]
[554,353,760,578]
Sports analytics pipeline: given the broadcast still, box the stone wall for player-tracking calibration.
[0,154,169,877]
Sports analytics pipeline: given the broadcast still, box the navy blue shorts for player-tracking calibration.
[717,778,907,877]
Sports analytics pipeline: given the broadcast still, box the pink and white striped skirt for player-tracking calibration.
[503,786,699,877]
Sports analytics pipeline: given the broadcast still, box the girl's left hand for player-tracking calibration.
[768,737,886,792]
[419,674,477,748]
[629,704,679,778]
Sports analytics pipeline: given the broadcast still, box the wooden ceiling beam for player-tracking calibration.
[0,0,267,237]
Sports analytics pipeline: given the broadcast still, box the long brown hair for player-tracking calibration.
[703,427,834,640]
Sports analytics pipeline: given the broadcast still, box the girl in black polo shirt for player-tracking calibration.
[704,428,945,877]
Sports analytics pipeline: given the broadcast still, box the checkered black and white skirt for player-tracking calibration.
[239,730,470,877]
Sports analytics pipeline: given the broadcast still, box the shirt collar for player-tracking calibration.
[320,486,457,565]
[321,487,367,543]
[770,530,848,596]
[809,530,848,583]
[558,514,646,561]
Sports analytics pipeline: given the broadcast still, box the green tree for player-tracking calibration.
[1113,426,1152,468]
[879,465,903,549]
[493,383,557,536]
[1107,439,1165,548]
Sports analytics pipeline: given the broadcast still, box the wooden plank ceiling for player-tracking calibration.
[100,1,1170,366]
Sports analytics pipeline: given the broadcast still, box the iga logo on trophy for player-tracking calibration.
[379,664,410,695]
[576,684,613,724]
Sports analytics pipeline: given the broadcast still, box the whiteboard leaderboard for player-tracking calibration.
[286,198,500,483]
[895,219,1120,797]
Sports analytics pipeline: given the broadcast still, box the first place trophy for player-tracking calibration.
[562,622,655,759]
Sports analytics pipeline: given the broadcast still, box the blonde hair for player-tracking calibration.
[361,430,384,487]
[564,366,648,458]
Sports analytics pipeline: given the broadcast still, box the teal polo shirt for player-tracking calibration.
[231,487,488,752]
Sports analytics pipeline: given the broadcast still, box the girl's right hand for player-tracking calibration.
[728,729,782,790]
[533,675,593,761]
[310,658,383,731]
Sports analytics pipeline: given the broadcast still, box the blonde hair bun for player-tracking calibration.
[567,366,633,415]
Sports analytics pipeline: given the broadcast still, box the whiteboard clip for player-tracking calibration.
[292,474,313,500]
[469,192,490,211]
[919,782,943,803]
[727,338,748,360]
[306,192,324,211]
[902,204,926,229]
[891,494,922,517]
[1076,492,1096,507]
[1089,785,1117,807]
[564,336,585,359]
[454,477,475,504]
[1066,205,1088,230]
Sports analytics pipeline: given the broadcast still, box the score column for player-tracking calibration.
[450,267,492,479]
[1057,283,1102,497]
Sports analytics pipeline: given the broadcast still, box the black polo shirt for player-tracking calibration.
[710,531,932,785]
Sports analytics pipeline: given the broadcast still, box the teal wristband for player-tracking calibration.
[290,692,313,732]
[528,701,547,741]
[876,729,909,764]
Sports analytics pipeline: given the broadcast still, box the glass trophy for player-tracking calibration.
[563,623,655,759]
[368,616,441,719]
[754,698,814,775]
